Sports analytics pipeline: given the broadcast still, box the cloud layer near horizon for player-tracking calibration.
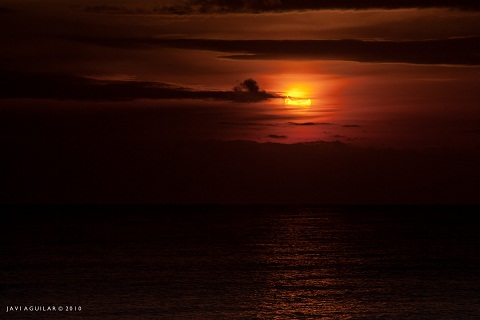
[0,71,276,102]
[2,133,480,204]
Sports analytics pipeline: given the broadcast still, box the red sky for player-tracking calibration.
[1,0,480,203]
[2,1,480,147]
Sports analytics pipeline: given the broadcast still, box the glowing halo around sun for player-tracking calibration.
[284,84,312,107]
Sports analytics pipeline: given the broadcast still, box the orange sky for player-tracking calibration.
[1,1,480,148]
[2,0,480,204]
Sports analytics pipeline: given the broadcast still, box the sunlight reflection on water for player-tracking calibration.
[2,206,480,319]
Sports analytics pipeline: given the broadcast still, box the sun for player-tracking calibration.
[285,96,312,106]
[284,84,312,106]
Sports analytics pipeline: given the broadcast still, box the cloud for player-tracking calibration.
[83,0,282,15]
[220,121,336,128]
[163,0,281,14]
[155,0,480,14]
[84,0,480,15]
[287,122,332,126]
[217,38,480,65]
[3,100,480,204]
[82,37,480,66]
[268,134,287,139]
[232,78,277,102]
[234,78,260,93]
[84,5,167,15]
[0,71,277,102]
[220,122,279,127]
[6,135,480,204]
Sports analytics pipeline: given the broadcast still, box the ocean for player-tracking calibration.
[2,206,480,319]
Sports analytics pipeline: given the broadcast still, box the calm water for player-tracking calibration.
[2,206,480,319]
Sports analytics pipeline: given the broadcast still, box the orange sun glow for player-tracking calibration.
[284,84,312,106]
[285,96,312,106]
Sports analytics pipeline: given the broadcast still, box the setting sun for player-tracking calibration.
[284,84,313,106]
[285,96,312,106]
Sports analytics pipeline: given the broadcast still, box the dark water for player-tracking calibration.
[2,206,480,319]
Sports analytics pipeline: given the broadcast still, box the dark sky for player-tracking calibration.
[1,0,480,204]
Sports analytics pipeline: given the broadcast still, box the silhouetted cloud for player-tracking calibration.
[268,134,287,139]
[84,5,159,15]
[234,78,260,93]
[81,37,480,66]
[84,1,281,15]
[287,122,332,126]
[231,78,276,102]
[163,0,282,14]
[0,71,277,102]
[167,0,480,13]
[88,0,480,14]
[220,121,337,128]
[220,122,279,127]
[343,124,362,128]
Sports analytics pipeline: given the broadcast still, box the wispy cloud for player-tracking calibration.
[84,5,166,15]
[190,38,480,66]
[287,122,332,126]
[268,134,287,139]
[84,0,480,14]
[80,37,480,66]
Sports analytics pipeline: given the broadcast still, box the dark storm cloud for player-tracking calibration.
[81,37,480,66]
[157,0,480,13]
[0,71,276,102]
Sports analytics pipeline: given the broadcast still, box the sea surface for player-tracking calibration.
[1,206,480,319]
